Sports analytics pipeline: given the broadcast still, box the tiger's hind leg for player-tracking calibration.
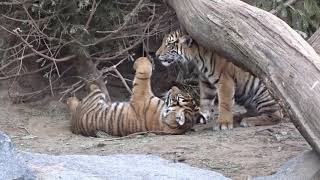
[233,105,261,125]
[239,111,282,127]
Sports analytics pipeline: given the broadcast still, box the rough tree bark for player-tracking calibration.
[165,0,320,154]
[69,14,111,103]
[71,46,111,103]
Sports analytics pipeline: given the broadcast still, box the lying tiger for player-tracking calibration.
[156,30,283,130]
[67,57,204,137]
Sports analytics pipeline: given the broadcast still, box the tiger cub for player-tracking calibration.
[156,30,283,130]
[66,57,203,137]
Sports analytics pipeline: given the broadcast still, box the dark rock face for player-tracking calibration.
[254,150,320,180]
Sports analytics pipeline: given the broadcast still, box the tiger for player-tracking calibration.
[66,57,204,137]
[156,30,283,130]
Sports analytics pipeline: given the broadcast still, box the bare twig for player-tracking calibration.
[1,14,30,23]
[112,67,132,94]
[15,31,76,62]
[0,47,59,72]
[22,4,49,39]
[17,126,31,135]
[270,0,299,15]
[99,131,171,141]
[0,63,53,80]
[59,80,83,101]
[76,0,145,47]
[96,0,144,34]
[99,57,132,94]
[85,0,99,30]
[0,1,30,5]
[92,38,144,61]
[9,65,74,102]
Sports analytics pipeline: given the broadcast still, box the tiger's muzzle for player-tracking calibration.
[156,51,182,67]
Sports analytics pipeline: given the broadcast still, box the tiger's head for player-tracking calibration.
[156,30,194,66]
[133,57,153,78]
[162,86,206,130]
[164,86,196,109]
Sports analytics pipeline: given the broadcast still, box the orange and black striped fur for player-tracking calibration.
[67,57,203,137]
[156,30,283,130]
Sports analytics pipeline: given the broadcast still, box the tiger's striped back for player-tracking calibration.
[67,57,202,137]
[156,31,282,129]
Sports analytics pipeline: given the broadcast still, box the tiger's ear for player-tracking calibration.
[179,35,193,47]
[89,84,99,91]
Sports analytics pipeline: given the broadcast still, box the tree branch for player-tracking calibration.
[270,0,299,15]
[166,0,320,155]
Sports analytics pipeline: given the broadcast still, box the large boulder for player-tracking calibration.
[20,153,230,180]
[0,131,230,180]
[2,130,319,180]
[0,133,35,179]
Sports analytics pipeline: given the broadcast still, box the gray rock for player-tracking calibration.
[0,133,35,180]
[254,150,320,180]
[0,132,230,180]
[19,153,230,180]
[4,127,318,180]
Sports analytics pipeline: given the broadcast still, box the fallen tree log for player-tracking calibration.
[165,0,320,154]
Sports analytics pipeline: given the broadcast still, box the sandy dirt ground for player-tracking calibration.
[0,87,310,180]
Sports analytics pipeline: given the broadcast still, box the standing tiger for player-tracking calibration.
[66,57,203,137]
[156,30,283,130]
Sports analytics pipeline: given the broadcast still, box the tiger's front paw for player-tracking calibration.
[176,115,186,126]
[214,122,234,130]
[214,112,233,130]
[198,115,207,124]
[198,109,214,123]
[196,111,208,124]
